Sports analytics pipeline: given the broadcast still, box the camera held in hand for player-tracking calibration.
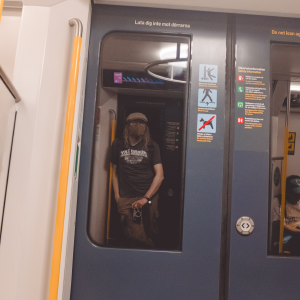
[133,207,142,222]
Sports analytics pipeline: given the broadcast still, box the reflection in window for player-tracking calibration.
[269,44,300,256]
[88,32,190,251]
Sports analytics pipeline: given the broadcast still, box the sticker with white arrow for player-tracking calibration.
[236,216,255,235]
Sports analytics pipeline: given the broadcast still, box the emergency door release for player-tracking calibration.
[236,217,255,235]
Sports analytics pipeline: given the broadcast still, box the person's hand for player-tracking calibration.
[132,198,147,209]
[285,223,300,233]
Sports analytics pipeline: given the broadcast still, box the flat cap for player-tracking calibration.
[126,112,148,123]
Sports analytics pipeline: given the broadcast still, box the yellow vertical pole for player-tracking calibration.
[48,19,82,300]
[0,0,4,22]
[279,82,290,254]
[106,110,116,241]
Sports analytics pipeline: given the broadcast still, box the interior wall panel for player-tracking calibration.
[94,0,300,18]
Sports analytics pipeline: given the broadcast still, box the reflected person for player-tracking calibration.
[282,175,300,255]
[273,175,300,255]
[111,112,164,248]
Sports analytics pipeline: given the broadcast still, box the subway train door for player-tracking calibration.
[227,15,300,300]
[70,5,229,300]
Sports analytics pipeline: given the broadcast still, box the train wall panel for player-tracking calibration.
[0,1,91,300]
[0,11,21,183]
[95,0,300,18]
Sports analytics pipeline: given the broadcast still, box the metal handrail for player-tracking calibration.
[69,18,83,37]
[279,82,291,254]
[144,58,188,84]
[48,18,83,300]
[0,65,21,102]
[106,109,116,241]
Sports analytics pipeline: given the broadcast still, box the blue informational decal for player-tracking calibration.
[198,88,217,108]
[199,64,218,83]
[197,114,216,133]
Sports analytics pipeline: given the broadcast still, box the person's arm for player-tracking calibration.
[284,222,300,233]
[132,163,164,209]
[112,164,120,202]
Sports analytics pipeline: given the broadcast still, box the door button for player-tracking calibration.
[167,189,174,197]
[236,216,255,235]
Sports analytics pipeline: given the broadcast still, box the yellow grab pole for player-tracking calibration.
[279,126,289,253]
[279,82,290,254]
[106,110,116,241]
[48,19,83,300]
[0,0,4,22]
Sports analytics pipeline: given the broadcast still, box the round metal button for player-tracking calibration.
[236,216,255,235]
[168,189,174,197]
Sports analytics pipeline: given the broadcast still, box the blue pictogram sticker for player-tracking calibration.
[197,114,216,133]
[199,64,218,83]
[198,88,217,108]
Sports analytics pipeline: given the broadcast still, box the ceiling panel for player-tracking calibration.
[93,0,300,18]
[272,44,300,82]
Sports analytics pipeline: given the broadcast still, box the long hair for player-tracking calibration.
[123,122,151,149]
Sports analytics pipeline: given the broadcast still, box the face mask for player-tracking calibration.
[130,124,146,137]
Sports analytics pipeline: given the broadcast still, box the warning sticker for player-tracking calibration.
[198,88,217,108]
[197,114,216,133]
[197,63,220,144]
[288,132,296,155]
[199,64,218,83]
[288,132,296,143]
[288,143,295,152]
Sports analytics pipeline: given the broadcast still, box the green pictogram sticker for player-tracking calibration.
[237,86,244,93]
[237,102,244,108]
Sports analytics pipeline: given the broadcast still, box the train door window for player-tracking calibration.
[87,32,190,250]
[269,44,300,256]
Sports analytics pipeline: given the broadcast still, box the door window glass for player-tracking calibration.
[269,44,300,256]
[87,32,190,251]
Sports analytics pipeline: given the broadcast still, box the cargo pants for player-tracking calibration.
[117,193,159,249]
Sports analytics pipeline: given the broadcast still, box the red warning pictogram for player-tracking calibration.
[238,75,244,81]
[237,117,243,123]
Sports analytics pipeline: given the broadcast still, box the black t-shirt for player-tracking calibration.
[110,138,162,197]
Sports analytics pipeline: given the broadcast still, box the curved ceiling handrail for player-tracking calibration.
[144,58,188,84]
[69,18,83,37]
[0,65,21,102]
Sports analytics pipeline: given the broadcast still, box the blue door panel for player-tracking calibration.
[71,5,228,300]
[71,6,300,300]
[229,14,300,300]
